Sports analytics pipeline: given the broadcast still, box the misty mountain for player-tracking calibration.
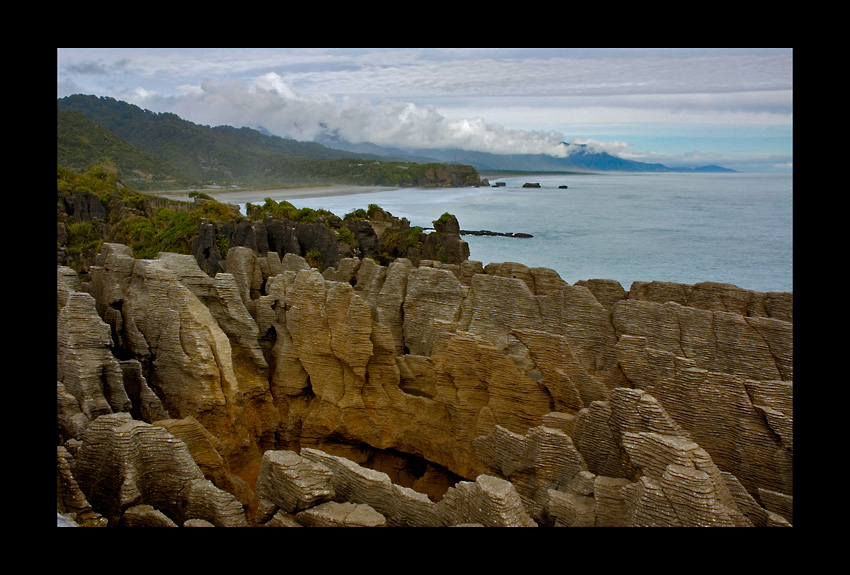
[58,94,734,193]
[57,95,369,185]
[58,95,482,189]
[58,95,352,163]
[316,135,736,174]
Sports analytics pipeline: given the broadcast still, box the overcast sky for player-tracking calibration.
[57,48,793,172]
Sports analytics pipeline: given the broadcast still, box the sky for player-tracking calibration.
[57,48,793,172]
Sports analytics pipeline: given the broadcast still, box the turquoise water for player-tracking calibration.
[246,172,793,293]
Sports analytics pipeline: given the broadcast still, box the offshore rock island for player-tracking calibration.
[57,170,793,527]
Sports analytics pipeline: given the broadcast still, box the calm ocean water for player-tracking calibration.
[242,172,793,293]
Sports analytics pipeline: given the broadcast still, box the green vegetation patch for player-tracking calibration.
[114,208,197,259]
[248,198,308,221]
[64,220,105,259]
[336,227,357,247]
[305,248,323,269]
[59,164,457,273]
[376,225,424,265]
[59,164,244,264]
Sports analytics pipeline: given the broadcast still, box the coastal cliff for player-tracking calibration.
[57,171,792,527]
[58,241,792,526]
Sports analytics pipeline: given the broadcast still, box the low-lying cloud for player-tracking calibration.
[58,49,792,171]
[128,72,578,157]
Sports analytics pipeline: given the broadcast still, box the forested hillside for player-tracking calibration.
[57,95,484,190]
[58,110,190,189]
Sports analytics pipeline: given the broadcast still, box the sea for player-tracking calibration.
[235,172,793,294]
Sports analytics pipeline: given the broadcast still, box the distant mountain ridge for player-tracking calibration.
[58,95,380,189]
[315,135,737,173]
[57,95,484,190]
[58,94,735,192]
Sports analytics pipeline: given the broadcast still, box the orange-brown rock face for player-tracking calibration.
[57,244,793,526]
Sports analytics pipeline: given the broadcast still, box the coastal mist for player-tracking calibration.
[281,172,793,294]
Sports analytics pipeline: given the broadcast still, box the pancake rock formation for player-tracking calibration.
[57,242,793,527]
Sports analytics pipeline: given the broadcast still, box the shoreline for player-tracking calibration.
[148,185,400,205]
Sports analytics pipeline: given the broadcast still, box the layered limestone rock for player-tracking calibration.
[473,420,589,523]
[69,413,247,526]
[255,449,335,519]
[57,289,129,421]
[438,474,537,527]
[85,248,269,474]
[154,416,254,507]
[471,388,775,527]
[612,299,792,381]
[403,266,465,356]
[614,335,792,496]
[254,448,534,527]
[628,280,793,323]
[57,446,107,527]
[571,388,765,527]
[121,504,179,527]
[301,448,438,527]
[57,240,792,526]
[484,261,568,296]
[295,501,387,527]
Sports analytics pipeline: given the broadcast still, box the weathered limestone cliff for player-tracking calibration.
[57,240,793,527]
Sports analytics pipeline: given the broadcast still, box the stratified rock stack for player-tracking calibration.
[420,213,470,264]
[57,242,792,527]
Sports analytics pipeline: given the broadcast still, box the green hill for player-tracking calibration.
[57,95,484,190]
[58,109,191,189]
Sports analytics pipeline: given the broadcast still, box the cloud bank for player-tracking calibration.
[58,48,793,170]
[128,72,575,157]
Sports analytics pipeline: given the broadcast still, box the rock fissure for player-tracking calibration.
[745,318,786,381]
[58,220,792,526]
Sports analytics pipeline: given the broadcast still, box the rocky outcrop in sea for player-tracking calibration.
[57,224,793,526]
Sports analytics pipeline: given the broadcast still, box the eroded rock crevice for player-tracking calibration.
[57,240,792,527]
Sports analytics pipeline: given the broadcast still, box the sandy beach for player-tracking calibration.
[149,185,399,206]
